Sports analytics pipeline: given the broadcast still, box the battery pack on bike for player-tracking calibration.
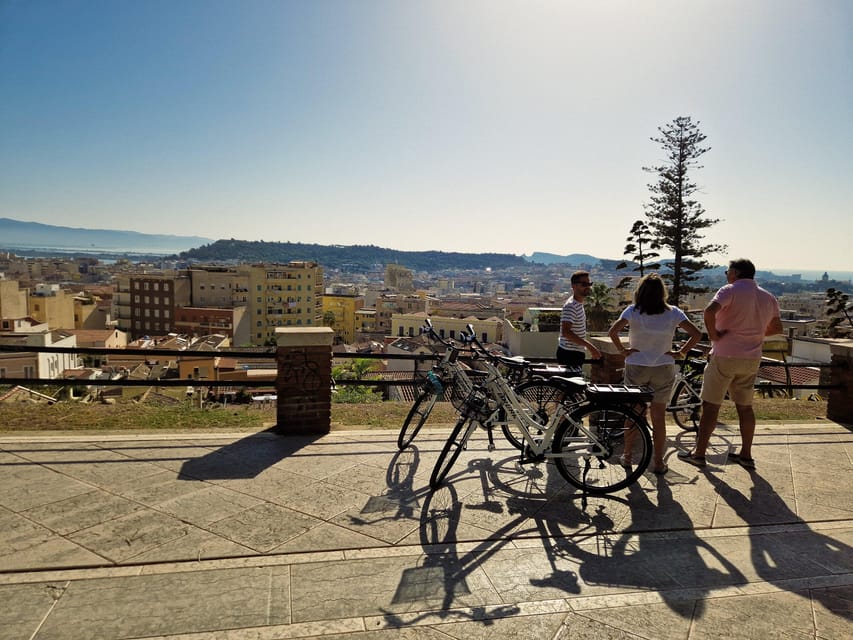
[585,384,654,403]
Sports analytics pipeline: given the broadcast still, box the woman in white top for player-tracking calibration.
[608,273,702,474]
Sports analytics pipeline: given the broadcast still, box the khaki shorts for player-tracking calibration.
[700,356,760,406]
[624,363,675,404]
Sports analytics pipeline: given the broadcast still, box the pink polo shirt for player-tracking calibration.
[710,279,780,359]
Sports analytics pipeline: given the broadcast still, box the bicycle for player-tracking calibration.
[398,320,582,451]
[666,348,706,431]
[430,326,654,495]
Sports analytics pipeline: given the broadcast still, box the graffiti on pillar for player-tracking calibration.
[280,349,323,396]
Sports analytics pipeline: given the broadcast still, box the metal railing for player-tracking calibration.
[0,344,845,397]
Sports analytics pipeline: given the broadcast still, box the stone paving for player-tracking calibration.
[0,419,851,639]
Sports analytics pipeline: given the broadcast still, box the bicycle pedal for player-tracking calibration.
[487,443,496,452]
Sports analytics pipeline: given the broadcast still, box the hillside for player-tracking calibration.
[179,239,531,271]
[0,217,212,254]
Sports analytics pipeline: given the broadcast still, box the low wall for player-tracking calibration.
[827,339,853,425]
[273,327,334,435]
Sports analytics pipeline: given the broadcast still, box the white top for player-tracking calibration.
[618,305,688,366]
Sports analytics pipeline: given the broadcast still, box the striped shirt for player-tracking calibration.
[558,296,586,353]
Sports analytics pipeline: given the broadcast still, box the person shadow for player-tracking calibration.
[706,468,853,620]
[534,470,746,618]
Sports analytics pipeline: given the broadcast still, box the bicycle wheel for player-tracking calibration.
[430,415,476,490]
[670,379,701,431]
[552,403,652,494]
[398,386,439,449]
[502,378,573,450]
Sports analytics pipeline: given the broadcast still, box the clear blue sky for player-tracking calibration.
[1,0,850,272]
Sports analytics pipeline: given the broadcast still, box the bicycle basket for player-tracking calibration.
[585,384,654,403]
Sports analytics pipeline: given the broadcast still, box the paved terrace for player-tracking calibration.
[1,420,851,640]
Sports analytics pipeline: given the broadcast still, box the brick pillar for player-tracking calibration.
[589,336,625,384]
[273,327,334,435]
[826,339,853,425]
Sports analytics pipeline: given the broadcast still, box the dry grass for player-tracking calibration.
[0,392,830,434]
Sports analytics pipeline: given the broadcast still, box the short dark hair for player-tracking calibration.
[729,259,756,279]
[571,270,590,285]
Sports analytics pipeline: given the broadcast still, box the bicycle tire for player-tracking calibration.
[670,379,701,432]
[398,386,439,449]
[430,415,475,490]
[552,403,652,494]
[502,378,576,450]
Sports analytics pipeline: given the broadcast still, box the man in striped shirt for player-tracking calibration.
[557,270,602,371]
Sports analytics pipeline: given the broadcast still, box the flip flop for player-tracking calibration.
[729,452,756,469]
[677,450,706,467]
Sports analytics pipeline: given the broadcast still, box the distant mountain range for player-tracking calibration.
[0,218,212,255]
[0,217,612,269]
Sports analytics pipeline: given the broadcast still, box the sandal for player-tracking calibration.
[729,452,756,469]
[677,450,706,468]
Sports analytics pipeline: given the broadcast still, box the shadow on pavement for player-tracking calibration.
[708,468,853,617]
[179,431,322,480]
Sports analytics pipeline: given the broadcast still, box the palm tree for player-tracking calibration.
[585,283,615,332]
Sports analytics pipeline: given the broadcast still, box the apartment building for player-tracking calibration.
[174,306,249,345]
[188,266,250,308]
[243,262,323,345]
[322,293,364,345]
[371,293,429,335]
[128,273,192,339]
[111,275,132,332]
[391,311,502,344]
[0,319,80,379]
[28,284,75,330]
[0,278,28,320]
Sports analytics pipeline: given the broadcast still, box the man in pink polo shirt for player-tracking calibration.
[679,259,783,469]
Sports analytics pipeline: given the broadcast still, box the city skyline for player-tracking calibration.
[1,1,851,272]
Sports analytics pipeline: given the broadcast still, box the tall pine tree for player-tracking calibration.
[643,116,725,305]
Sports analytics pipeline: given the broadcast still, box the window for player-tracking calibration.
[164,283,170,292]
[154,282,160,291]
[24,365,35,379]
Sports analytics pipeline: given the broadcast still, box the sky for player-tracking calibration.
[1,0,851,273]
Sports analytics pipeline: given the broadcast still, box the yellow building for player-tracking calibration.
[244,262,324,345]
[322,294,363,345]
[391,311,502,344]
[28,285,75,330]
[0,279,28,320]
[188,266,249,308]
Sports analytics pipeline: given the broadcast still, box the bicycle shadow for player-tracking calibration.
[706,468,853,618]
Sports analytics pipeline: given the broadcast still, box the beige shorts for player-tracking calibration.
[624,363,675,404]
[700,356,760,406]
